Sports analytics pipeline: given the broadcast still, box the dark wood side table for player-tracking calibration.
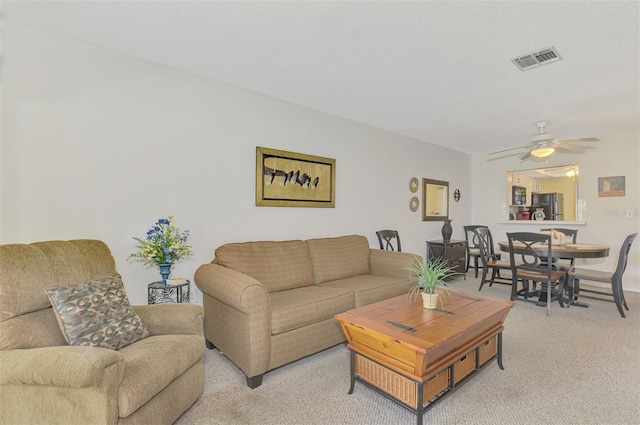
[426,240,467,280]
[148,280,191,304]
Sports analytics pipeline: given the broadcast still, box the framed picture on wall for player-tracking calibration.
[256,146,336,207]
[598,176,625,197]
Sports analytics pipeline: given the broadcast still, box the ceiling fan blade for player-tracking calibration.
[554,147,589,154]
[488,145,528,155]
[519,151,532,161]
[554,143,593,151]
[486,152,525,161]
[556,137,600,143]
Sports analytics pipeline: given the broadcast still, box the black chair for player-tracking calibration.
[540,228,578,270]
[474,227,512,291]
[464,225,501,278]
[376,230,401,252]
[507,232,568,316]
[567,233,637,318]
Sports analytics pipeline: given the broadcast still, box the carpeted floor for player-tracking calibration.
[176,273,640,425]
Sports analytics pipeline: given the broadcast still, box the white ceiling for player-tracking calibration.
[3,1,639,155]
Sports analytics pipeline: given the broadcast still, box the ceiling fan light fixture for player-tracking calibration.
[487,121,598,162]
[531,147,555,158]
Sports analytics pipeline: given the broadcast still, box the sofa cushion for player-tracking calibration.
[214,240,314,292]
[118,334,204,417]
[45,274,149,350]
[269,286,354,335]
[306,235,370,284]
[319,274,411,307]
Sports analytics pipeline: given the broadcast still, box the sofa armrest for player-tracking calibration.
[194,263,271,381]
[133,304,203,336]
[194,263,269,313]
[0,346,124,388]
[369,249,422,279]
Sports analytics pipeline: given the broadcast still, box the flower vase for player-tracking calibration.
[158,263,173,284]
[441,219,453,242]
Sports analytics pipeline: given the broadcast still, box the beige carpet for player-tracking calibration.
[176,273,640,425]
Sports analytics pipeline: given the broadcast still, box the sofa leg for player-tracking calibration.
[205,339,216,350]
[246,374,263,389]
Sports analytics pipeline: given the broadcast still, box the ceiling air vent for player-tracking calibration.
[511,46,562,71]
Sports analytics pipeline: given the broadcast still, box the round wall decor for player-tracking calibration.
[454,189,461,202]
[410,197,419,212]
[409,177,419,193]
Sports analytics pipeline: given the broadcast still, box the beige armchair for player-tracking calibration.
[0,240,204,425]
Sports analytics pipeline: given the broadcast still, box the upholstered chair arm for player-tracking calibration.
[194,263,271,382]
[369,249,423,279]
[0,346,124,388]
[1,346,124,424]
[133,304,203,336]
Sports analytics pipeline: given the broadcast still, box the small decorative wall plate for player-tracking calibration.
[409,177,419,193]
[410,197,419,212]
[454,189,461,202]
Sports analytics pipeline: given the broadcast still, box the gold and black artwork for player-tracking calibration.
[256,147,336,207]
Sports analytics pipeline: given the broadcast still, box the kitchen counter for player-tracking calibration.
[498,220,586,225]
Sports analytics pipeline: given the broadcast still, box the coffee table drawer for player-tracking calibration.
[478,336,497,366]
[454,351,476,383]
[354,354,449,409]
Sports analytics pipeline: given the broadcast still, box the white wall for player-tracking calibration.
[471,131,640,292]
[1,23,472,304]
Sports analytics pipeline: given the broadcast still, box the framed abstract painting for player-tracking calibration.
[256,147,336,207]
[598,176,625,197]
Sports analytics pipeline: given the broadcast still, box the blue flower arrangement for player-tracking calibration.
[128,215,193,265]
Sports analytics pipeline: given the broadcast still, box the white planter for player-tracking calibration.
[421,292,439,310]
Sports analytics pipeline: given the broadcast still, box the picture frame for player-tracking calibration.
[422,178,449,221]
[598,176,625,197]
[256,146,336,207]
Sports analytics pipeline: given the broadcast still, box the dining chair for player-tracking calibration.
[464,225,501,278]
[474,227,512,291]
[567,233,637,318]
[507,232,568,316]
[540,228,578,270]
[376,230,401,252]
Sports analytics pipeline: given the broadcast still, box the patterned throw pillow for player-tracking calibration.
[45,274,149,350]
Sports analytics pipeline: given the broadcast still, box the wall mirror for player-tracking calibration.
[422,178,449,221]
[505,165,579,221]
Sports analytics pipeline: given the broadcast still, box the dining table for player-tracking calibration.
[497,241,610,308]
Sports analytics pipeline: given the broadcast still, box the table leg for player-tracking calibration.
[348,350,355,394]
[546,279,551,316]
[570,278,590,308]
[416,382,424,425]
[497,332,504,370]
[571,300,590,308]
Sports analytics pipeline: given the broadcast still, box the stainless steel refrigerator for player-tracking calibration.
[530,193,564,221]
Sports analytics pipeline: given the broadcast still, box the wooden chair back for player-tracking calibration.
[376,230,401,252]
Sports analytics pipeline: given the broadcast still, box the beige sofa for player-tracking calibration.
[194,234,420,388]
[0,240,205,425]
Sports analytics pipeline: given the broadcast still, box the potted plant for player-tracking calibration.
[127,215,194,283]
[407,257,459,309]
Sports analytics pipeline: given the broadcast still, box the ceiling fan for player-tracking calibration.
[487,121,599,161]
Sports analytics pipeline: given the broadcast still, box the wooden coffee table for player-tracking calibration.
[335,290,514,425]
